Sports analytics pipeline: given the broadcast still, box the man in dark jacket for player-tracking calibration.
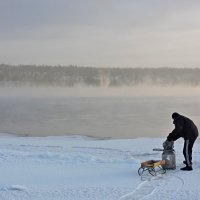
[166,112,198,171]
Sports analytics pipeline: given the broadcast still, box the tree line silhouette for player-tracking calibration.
[0,64,200,87]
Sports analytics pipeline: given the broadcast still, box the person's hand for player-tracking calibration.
[163,139,174,150]
[163,140,168,148]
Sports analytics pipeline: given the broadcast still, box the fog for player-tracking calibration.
[0,86,200,138]
[1,85,200,98]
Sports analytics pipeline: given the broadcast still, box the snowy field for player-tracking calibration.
[0,133,199,200]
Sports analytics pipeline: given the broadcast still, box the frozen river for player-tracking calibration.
[0,87,200,138]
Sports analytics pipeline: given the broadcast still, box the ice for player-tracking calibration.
[0,134,199,199]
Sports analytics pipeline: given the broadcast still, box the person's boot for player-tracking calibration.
[180,166,193,171]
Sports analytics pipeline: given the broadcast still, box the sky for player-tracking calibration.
[1,0,200,68]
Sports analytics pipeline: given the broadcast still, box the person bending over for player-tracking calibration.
[166,112,198,171]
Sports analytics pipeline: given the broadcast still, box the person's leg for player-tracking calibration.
[183,140,187,164]
[185,139,192,167]
[188,138,196,164]
[181,139,194,170]
[183,138,196,165]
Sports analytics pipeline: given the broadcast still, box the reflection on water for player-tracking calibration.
[0,87,200,139]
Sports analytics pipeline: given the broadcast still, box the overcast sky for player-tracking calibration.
[1,0,200,67]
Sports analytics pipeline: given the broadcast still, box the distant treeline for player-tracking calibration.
[0,64,200,87]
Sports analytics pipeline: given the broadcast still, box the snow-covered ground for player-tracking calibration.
[0,133,199,200]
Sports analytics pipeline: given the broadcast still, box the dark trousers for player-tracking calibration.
[183,138,196,167]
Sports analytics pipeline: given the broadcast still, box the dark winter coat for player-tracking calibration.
[167,114,199,141]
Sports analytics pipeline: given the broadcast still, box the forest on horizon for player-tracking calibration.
[0,64,200,87]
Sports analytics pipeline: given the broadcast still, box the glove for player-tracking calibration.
[163,140,168,149]
[163,139,174,150]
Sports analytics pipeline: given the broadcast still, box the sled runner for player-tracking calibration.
[138,160,166,176]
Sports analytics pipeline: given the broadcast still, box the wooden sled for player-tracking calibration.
[138,160,166,176]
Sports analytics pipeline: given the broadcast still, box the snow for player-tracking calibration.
[0,133,199,200]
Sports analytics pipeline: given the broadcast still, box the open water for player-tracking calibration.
[0,87,200,138]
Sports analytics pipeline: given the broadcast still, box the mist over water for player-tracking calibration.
[1,86,200,139]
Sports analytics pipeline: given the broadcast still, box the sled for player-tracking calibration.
[138,160,166,176]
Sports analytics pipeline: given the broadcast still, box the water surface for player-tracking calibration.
[0,87,200,139]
